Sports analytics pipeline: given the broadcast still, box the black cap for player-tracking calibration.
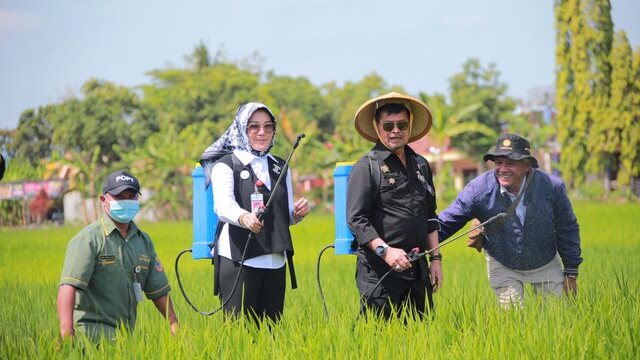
[102,170,141,195]
[483,133,538,168]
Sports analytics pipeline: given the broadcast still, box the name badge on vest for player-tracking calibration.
[240,170,250,179]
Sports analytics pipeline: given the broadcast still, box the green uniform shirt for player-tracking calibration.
[59,213,171,337]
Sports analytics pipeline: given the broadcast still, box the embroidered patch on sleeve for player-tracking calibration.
[154,257,164,272]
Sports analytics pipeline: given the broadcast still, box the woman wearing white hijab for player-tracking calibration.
[201,102,309,324]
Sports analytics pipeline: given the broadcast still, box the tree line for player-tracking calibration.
[555,0,640,193]
[0,46,523,223]
[1,0,639,224]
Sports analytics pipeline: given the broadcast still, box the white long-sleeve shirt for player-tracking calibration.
[210,149,295,269]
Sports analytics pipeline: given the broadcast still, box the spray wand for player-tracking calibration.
[357,213,506,307]
[317,212,507,319]
[175,133,305,316]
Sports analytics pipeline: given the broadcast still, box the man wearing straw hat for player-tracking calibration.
[347,92,442,319]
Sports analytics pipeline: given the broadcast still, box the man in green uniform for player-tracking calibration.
[57,170,179,342]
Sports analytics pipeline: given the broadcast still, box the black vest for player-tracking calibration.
[217,154,295,260]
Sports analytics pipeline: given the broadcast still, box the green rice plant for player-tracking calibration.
[0,203,638,359]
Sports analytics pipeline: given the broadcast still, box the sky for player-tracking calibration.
[1,0,639,130]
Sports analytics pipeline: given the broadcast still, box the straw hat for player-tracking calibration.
[354,92,432,143]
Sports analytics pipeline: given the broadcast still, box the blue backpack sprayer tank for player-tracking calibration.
[173,163,221,315]
[191,164,217,260]
[315,162,356,319]
[332,162,357,255]
[175,134,306,316]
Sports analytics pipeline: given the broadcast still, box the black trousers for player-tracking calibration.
[218,256,286,324]
[356,258,433,319]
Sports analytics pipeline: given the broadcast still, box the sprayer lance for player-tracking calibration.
[258,133,305,221]
[406,213,507,262]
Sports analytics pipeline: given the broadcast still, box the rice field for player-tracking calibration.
[0,202,638,359]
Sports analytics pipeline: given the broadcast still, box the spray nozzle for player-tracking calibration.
[406,247,421,262]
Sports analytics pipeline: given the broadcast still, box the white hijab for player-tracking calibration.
[199,102,276,185]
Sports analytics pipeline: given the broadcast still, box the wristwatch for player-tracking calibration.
[375,243,389,257]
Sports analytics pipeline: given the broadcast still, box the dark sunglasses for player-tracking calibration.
[247,122,276,133]
[381,121,409,132]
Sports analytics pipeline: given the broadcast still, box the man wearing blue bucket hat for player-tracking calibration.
[347,92,442,319]
[438,133,582,308]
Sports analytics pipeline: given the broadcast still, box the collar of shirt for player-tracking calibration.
[99,212,139,241]
[233,149,276,165]
[499,175,527,224]
[500,174,527,200]
[233,149,276,189]
[372,142,416,162]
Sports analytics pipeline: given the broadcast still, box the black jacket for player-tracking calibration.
[347,143,437,277]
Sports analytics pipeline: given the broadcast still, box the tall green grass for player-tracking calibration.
[0,203,638,358]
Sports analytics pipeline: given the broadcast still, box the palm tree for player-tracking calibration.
[118,121,216,221]
[419,93,497,191]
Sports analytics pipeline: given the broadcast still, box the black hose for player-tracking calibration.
[359,268,394,307]
[315,244,335,320]
[174,235,252,316]
[176,133,306,317]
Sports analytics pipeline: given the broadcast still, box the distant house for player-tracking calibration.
[408,90,561,191]
[409,136,481,191]
[0,179,65,226]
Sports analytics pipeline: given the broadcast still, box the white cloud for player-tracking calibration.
[0,9,40,36]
